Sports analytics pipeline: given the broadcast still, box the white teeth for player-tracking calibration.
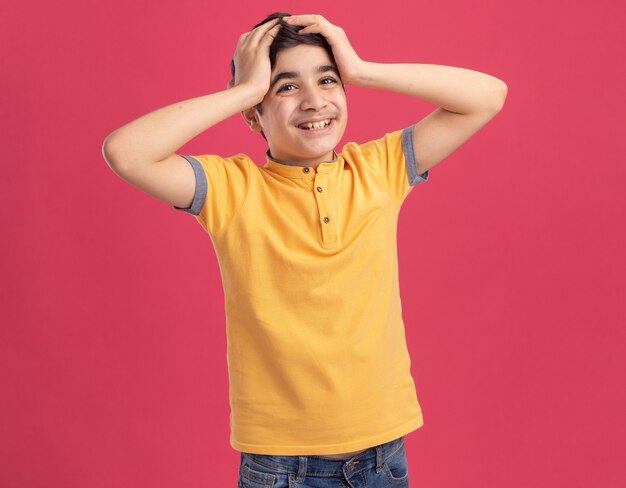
[299,119,331,130]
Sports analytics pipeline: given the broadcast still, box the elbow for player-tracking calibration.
[493,81,508,112]
[482,78,508,113]
[102,133,127,174]
[102,135,116,168]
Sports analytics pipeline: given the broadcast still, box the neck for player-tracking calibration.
[267,150,338,169]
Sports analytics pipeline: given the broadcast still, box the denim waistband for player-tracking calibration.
[240,436,404,478]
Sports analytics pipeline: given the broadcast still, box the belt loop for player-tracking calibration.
[296,456,307,483]
[375,444,384,472]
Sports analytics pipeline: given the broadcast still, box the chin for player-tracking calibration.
[302,139,340,155]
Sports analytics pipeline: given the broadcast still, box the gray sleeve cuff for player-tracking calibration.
[172,155,207,216]
[402,125,430,186]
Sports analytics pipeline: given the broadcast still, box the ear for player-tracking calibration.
[241,106,262,132]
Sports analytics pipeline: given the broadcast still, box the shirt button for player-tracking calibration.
[303,167,310,173]
[316,186,323,192]
[323,217,330,223]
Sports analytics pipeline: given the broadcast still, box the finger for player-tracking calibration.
[237,31,251,46]
[260,24,281,45]
[296,23,340,44]
[296,24,322,35]
[247,18,280,45]
[283,14,327,26]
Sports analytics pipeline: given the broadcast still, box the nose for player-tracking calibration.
[299,84,328,111]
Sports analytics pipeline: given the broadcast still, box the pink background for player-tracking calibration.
[2,0,625,486]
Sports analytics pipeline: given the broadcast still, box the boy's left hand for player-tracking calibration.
[283,15,366,85]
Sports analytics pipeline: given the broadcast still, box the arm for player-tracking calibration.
[352,63,507,115]
[102,84,263,171]
[102,19,281,209]
[284,15,508,175]
[355,63,507,176]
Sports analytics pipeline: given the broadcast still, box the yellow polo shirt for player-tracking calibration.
[174,125,430,455]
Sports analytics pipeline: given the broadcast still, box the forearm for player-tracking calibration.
[353,62,507,115]
[103,84,261,168]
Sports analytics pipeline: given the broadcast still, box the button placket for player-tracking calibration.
[314,171,336,243]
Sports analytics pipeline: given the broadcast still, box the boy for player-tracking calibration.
[102,11,506,486]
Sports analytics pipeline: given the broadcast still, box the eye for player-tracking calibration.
[321,77,338,85]
[277,83,296,93]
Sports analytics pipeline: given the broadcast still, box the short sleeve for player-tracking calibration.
[358,125,429,205]
[172,153,251,236]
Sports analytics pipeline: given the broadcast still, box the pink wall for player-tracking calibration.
[2,0,625,486]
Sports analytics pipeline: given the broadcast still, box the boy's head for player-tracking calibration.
[229,12,348,166]
[229,12,339,115]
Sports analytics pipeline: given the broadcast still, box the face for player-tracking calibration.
[252,44,348,166]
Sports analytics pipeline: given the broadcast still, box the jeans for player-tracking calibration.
[238,436,409,487]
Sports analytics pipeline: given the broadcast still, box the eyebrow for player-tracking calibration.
[270,65,340,90]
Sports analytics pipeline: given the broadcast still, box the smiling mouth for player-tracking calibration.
[297,119,334,131]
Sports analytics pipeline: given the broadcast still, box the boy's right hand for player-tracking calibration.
[229,18,281,103]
